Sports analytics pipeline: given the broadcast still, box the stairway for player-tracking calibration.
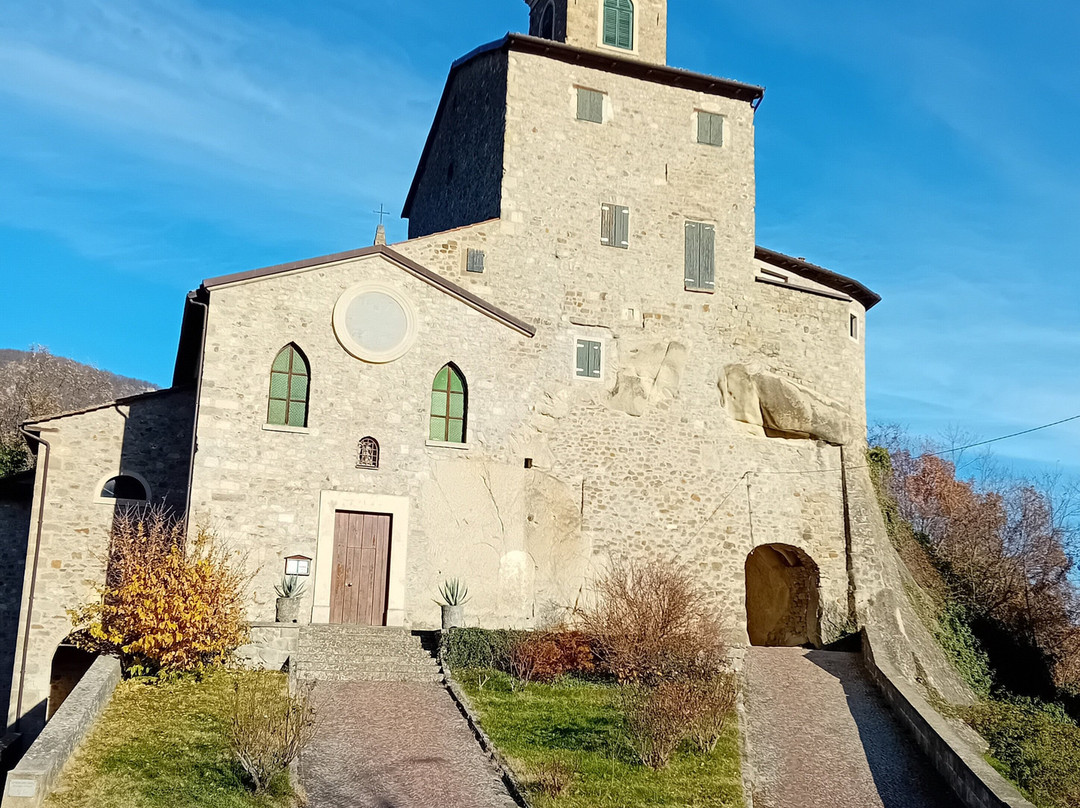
[293,625,444,683]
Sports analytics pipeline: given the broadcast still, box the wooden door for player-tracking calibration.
[330,511,392,625]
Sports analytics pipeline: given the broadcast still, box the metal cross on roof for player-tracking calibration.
[373,204,391,226]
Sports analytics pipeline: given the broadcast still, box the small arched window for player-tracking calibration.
[357,437,380,470]
[267,344,310,428]
[429,364,467,444]
[603,0,634,50]
[539,2,555,39]
[100,475,148,501]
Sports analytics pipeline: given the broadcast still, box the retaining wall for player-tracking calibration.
[861,630,1034,808]
[2,655,121,808]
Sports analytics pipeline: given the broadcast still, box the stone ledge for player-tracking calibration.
[2,656,121,808]
[861,630,1035,808]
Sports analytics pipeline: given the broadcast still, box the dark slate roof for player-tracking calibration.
[403,34,765,218]
[200,245,537,337]
[755,247,882,310]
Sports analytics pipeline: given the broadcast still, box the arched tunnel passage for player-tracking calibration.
[48,643,97,721]
[745,544,822,647]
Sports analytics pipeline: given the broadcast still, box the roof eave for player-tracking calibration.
[755,246,882,310]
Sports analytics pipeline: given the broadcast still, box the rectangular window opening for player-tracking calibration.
[697,111,725,147]
[467,248,485,273]
[577,88,604,124]
[850,314,859,340]
[601,204,629,249]
[575,339,603,379]
[684,220,716,292]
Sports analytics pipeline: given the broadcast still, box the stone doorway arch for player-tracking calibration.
[745,544,821,647]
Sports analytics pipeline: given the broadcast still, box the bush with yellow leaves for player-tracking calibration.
[69,508,250,675]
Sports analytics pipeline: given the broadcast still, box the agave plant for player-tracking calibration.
[436,578,470,606]
[275,575,306,599]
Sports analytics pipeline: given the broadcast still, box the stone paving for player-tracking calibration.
[744,648,964,808]
[298,681,519,808]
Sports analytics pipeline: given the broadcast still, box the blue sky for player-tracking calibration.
[1,0,1078,479]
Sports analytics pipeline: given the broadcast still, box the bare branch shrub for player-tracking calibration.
[229,671,317,793]
[577,560,727,684]
[685,673,738,753]
[620,680,697,769]
[507,629,595,684]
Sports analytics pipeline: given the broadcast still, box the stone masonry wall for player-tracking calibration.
[406,51,508,240]
[7,389,194,743]
[0,492,31,738]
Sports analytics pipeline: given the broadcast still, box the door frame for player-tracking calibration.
[312,491,410,626]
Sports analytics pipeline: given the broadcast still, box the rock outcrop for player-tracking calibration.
[719,364,855,445]
[609,341,688,417]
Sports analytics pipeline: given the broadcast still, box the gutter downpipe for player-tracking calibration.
[14,425,51,733]
[182,292,210,527]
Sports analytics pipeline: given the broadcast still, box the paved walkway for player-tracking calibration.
[743,648,963,808]
[298,681,519,808]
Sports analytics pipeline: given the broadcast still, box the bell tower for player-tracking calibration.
[525,0,668,65]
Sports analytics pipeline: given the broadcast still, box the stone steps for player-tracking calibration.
[293,626,443,684]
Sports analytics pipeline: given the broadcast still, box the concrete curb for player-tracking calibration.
[730,647,756,808]
[2,656,121,808]
[861,630,1035,808]
[442,669,531,808]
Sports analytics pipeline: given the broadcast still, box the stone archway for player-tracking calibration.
[745,544,821,647]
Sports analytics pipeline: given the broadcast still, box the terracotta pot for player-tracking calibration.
[441,604,464,630]
[276,596,303,624]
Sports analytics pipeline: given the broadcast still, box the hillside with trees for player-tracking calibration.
[870,428,1080,806]
[0,347,155,478]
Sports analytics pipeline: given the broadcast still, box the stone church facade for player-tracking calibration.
[2,0,890,743]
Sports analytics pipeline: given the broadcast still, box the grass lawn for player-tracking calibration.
[46,669,295,808]
[457,669,745,808]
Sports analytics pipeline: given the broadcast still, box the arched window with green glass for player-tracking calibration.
[267,344,310,428]
[429,363,467,444]
[603,0,634,50]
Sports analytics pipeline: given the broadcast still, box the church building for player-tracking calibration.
[2,0,886,743]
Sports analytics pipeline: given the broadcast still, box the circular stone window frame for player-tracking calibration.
[332,281,419,364]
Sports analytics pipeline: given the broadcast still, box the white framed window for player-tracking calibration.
[575,338,604,380]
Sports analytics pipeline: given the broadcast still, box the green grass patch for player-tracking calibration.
[46,669,296,808]
[457,670,744,808]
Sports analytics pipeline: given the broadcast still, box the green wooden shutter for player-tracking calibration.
[685,221,701,288]
[700,224,715,290]
[467,248,485,273]
[576,340,590,376]
[600,203,614,245]
[615,205,629,249]
[588,341,602,378]
[685,221,715,291]
[697,112,724,146]
[616,6,633,49]
[603,2,619,46]
[577,88,603,123]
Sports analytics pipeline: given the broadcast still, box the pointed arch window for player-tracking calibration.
[539,1,555,39]
[267,344,310,428]
[603,0,634,50]
[429,364,467,444]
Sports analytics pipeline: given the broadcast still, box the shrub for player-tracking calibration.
[577,560,727,684]
[685,673,738,753]
[966,698,1080,807]
[508,630,596,684]
[620,680,697,770]
[440,627,525,671]
[69,509,250,675]
[229,671,317,793]
[935,602,993,699]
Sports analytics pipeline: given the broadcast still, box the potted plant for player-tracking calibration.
[275,575,306,623]
[436,578,469,629]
